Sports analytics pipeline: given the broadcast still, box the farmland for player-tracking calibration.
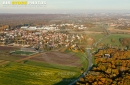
[0,46,88,85]
[0,62,80,85]
[10,50,36,55]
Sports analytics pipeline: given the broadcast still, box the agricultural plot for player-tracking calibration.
[10,50,36,56]
[0,59,10,67]
[0,46,88,85]
[0,46,25,61]
[0,63,80,85]
[30,51,82,67]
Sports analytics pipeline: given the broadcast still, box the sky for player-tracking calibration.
[0,0,130,14]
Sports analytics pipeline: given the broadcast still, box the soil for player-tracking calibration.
[30,51,82,67]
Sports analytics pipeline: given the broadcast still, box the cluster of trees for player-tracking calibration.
[76,48,130,85]
[68,45,85,53]
[0,14,69,28]
[119,38,130,49]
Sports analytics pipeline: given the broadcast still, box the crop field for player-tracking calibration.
[0,46,27,61]
[11,50,36,55]
[0,62,80,85]
[0,45,87,85]
[30,51,82,67]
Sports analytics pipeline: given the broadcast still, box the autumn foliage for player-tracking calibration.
[76,48,130,85]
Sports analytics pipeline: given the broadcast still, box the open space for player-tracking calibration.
[10,50,36,55]
[0,45,88,85]
[0,62,80,85]
[101,34,130,46]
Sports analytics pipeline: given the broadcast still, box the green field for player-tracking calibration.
[101,34,130,46]
[90,34,105,41]
[0,52,21,61]
[0,62,80,85]
[0,47,87,85]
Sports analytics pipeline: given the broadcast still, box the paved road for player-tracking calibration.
[93,24,110,47]
[68,48,93,85]
[69,24,109,85]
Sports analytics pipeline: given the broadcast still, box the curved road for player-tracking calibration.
[68,48,93,85]
[69,24,109,85]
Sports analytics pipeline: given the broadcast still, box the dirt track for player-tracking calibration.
[15,53,41,62]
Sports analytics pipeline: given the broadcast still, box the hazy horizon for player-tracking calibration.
[0,0,130,14]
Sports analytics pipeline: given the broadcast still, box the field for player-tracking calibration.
[0,46,88,85]
[10,50,35,55]
[30,51,82,67]
[0,46,26,61]
[87,25,105,32]
[89,34,105,41]
[0,62,80,85]
[101,34,130,46]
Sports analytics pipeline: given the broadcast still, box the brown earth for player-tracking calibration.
[0,46,19,51]
[0,46,27,61]
[0,46,82,67]
[30,51,82,67]
[108,27,130,33]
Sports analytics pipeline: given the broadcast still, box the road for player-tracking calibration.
[69,24,109,85]
[68,48,93,85]
[93,24,110,47]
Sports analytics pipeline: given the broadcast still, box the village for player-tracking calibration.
[0,23,92,52]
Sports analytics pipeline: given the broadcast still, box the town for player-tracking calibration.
[0,14,130,85]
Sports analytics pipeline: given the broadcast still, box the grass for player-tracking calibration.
[0,51,22,61]
[0,47,83,85]
[101,34,130,46]
[87,25,105,32]
[90,34,105,41]
[0,46,88,85]
[0,62,80,85]
[64,49,88,71]
[25,60,80,72]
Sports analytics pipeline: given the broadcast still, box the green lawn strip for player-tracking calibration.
[74,52,88,70]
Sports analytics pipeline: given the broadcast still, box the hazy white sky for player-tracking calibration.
[0,0,130,13]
